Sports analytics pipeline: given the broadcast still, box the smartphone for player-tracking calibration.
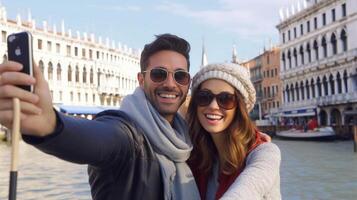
[7,31,34,92]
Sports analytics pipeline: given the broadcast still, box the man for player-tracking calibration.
[0,34,200,200]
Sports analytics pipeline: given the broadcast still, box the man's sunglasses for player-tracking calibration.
[142,68,191,86]
[196,90,237,110]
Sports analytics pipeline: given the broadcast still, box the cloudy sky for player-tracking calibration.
[2,0,295,74]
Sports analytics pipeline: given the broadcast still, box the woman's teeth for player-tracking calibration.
[205,114,223,120]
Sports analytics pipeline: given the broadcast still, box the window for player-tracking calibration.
[275,68,278,76]
[307,21,310,33]
[74,47,78,56]
[314,17,318,29]
[68,65,72,82]
[342,3,346,17]
[66,45,71,56]
[83,67,87,83]
[300,24,304,36]
[96,51,100,59]
[47,41,52,52]
[322,36,327,57]
[89,49,93,59]
[56,43,60,53]
[294,27,297,38]
[313,40,319,60]
[341,30,348,52]
[288,30,291,40]
[1,31,6,43]
[70,92,73,101]
[322,13,326,26]
[306,43,311,62]
[75,66,79,82]
[82,48,86,58]
[57,64,61,80]
[332,9,336,22]
[38,39,42,50]
[282,33,285,43]
[331,33,337,55]
[48,62,53,80]
[59,91,63,101]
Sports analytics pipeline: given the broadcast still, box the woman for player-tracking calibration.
[187,63,281,200]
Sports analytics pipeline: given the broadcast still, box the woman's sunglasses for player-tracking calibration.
[196,90,237,110]
[142,67,191,86]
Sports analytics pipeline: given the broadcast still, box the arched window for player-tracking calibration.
[331,33,337,55]
[282,52,286,70]
[83,67,87,83]
[311,79,315,98]
[317,77,322,97]
[300,81,305,100]
[286,85,290,102]
[287,50,292,69]
[340,29,348,52]
[3,54,7,63]
[336,72,342,93]
[343,70,348,92]
[323,76,328,96]
[90,68,94,84]
[39,60,44,74]
[75,66,79,83]
[48,62,53,80]
[306,80,310,99]
[329,74,335,95]
[321,36,327,58]
[295,82,300,101]
[290,84,295,101]
[56,64,61,81]
[299,45,304,65]
[306,43,311,63]
[293,48,298,67]
[68,65,72,82]
[313,40,319,60]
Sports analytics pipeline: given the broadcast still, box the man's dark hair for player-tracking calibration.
[140,33,191,72]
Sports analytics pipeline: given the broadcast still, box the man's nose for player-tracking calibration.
[163,72,176,86]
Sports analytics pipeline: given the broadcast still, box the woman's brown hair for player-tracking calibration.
[187,84,258,175]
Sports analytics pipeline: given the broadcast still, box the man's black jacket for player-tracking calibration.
[23,110,164,200]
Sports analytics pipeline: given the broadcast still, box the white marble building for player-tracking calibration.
[276,0,357,126]
[0,5,140,115]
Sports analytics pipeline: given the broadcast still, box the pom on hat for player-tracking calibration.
[191,63,256,112]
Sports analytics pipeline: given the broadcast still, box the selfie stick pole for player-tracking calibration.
[9,98,20,200]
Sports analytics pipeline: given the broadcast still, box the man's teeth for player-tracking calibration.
[205,114,223,120]
[159,94,177,99]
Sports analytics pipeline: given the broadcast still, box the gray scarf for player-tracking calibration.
[120,87,200,200]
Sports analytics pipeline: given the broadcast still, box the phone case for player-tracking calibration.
[7,31,34,92]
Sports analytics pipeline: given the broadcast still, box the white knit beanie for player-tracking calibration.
[191,63,256,112]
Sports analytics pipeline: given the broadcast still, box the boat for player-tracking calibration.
[276,126,336,140]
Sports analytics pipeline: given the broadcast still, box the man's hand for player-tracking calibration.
[0,61,56,136]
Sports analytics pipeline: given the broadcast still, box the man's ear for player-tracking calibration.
[137,72,144,87]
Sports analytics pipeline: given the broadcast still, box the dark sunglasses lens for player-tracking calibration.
[174,71,190,85]
[217,93,236,109]
[150,68,167,82]
[196,91,213,106]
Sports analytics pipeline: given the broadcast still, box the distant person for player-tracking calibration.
[186,63,281,199]
[308,118,318,130]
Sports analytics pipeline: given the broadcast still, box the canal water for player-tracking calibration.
[0,139,356,199]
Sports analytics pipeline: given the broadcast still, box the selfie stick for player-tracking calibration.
[9,98,20,200]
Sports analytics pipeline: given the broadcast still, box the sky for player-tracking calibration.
[2,0,293,75]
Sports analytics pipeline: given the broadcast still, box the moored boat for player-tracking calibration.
[276,126,336,140]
